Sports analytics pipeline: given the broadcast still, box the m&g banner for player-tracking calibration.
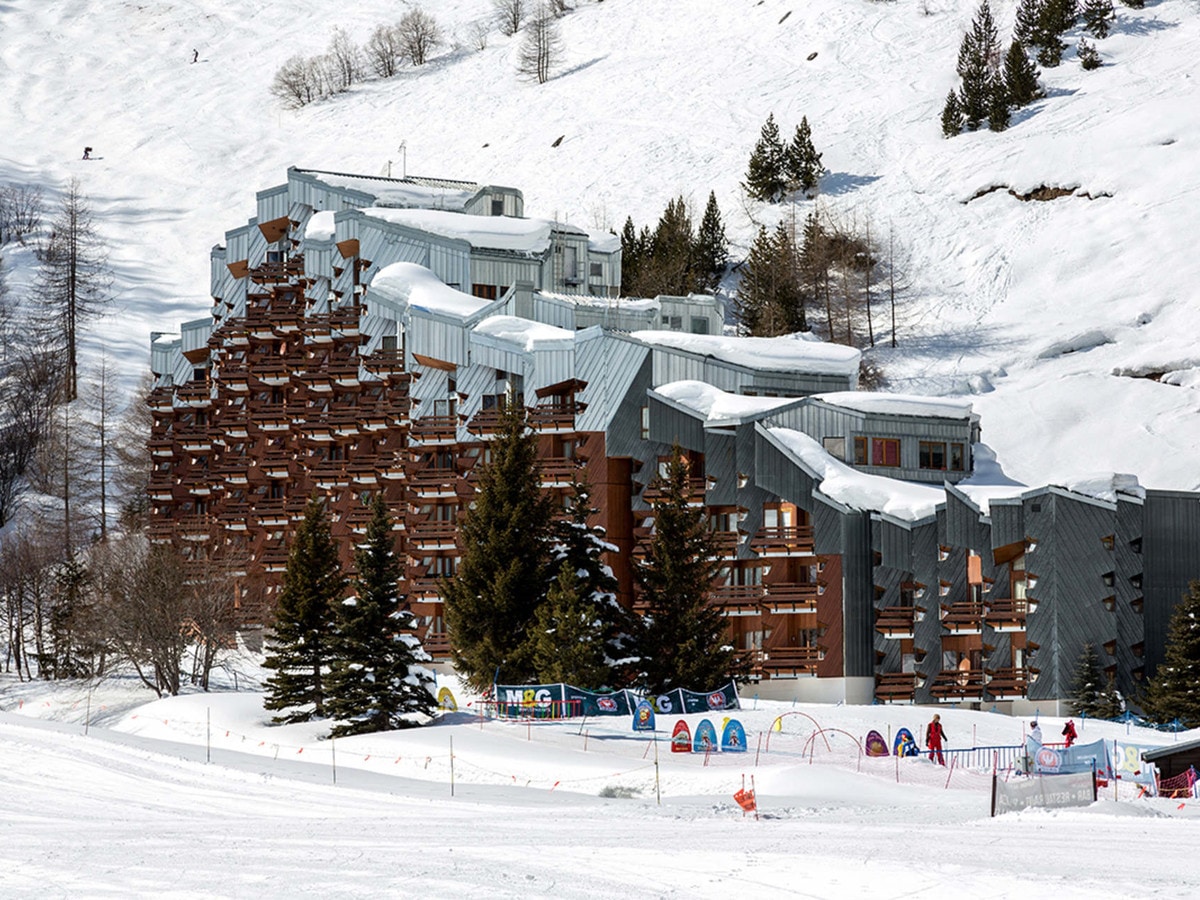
[1027,737,1114,781]
[492,681,740,718]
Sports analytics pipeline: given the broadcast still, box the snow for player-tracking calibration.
[769,427,946,521]
[362,207,558,254]
[368,262,493,317]
[303,209,336,241]
[473,315,576,352]
[2,672,1198,897]
[631,331,863,376]
[656,380,802,424]
[301,169,479,210]
[540,290,659,311]
[814,391,976,420]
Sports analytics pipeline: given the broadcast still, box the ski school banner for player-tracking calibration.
[992,771,1097,816]
[493,684,640,717]
[1027,737,1114,781]
[650,681,741,715]
[1112,740,1157,786]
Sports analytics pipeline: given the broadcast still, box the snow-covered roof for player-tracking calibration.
[472,315,576,352]
[539,290,659,311]
[769,427,945,521]
[588,232,621,253]
[302,170,479,211]
[362,208,560,254]
[656,381,801,424]
[813,391,976,420]
[304,210,336,242]
[368,263,493,318]
[630,331,862,376]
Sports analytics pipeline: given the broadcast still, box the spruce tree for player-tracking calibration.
[327,494,436,736]
[1035,0,1076,67]
[648,196,696,297]
[1118,0,1143,8]
[1077,38,1102,69]
[957,0,1001,130]
[1069,642,1105,717]
[692,191,729,293]
[263,497,346,724]
[1081,0,1114,39]
[771,221,806,334]
[784,117,824,196]
[1003,41,1042,108]
[1013,0,1043,48]
[743,113,787,202]
[619,216,643,296]
[530,479,629,688]
[632,446,739,692]
[987,76,1011,131]
[941,90,965,137]
[441,403,553,689]
[1143,581,1200,727]
[734,225,773,336]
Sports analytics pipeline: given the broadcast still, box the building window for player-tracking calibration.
[491,197,504,216]
[822,436,846,460]
[381,334,398,352]
[871,438,900,467]
[853,437,868,465]
[192,367,206,382]
[690,317,709,335]
[471,284,498,300]
[590,262,602,278]
[662,315,683,329]
[919,441,947,470]
[641,406,650,439]
[950,443,965,472]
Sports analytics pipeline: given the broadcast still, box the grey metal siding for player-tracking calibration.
[1142,490,1200,673]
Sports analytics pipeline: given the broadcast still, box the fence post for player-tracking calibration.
[450,735,455,797]
[331,735,337,785]
[654,736,661,806]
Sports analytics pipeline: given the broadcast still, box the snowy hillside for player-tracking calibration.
[2,0,1199,489]
[2,673,1199,897]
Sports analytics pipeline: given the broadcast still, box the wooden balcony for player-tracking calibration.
[177,514,217,541]
[258,543,289,573]
[875,605,926,638]
[256,411,291,432]
[642,477,707,506]
[750,526,816,557]
[756,646,822,677]
[406,577,446,600]
[327,359,361,387]
[220,502,251,532]
[407,469,459,497]
[984,598,1027,632]
[148,387,175,413]
[309,460,352,488]
[348,460,379,485]
[929,669,987,702]
[176,382,213,408]
[941,601,986,634]
[360,349,407,377]
[528,402,583,433]
[986,666,1031,699]
[251,362,291,386]
[248,258,304,284]
[408,521,459,550]
[466,408,505,436]
[329,306,360,336]
[409,415,458,445]
[420,631,451,659]
[764,582,819,613]
[149,438,176,458]
[538,458,580,488]
[179,430,215,453]
[709,584,765,616]
[252,499,290,527]
[875,671,919,703]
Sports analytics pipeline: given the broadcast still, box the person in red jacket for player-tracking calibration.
[926,713,947,766]
[1062,719,1078,747]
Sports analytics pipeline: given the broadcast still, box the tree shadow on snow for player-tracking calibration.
[1113,14,1177,37]
[554,56,607,80]
[820,172,882,197]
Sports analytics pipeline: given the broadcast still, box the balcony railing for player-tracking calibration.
[986,666,1031,698]
[941,601,987,633]
[875,671,919,703]
[709,584,765,615]
[756,646,822,676]
[875,605,925,638]
[528,402,583,432]
[538,458,581,487]
[360,349,407,377]
[984,598,1027,631]
[929,669,987,702]
[408,522,459,549]
[750,526,816,556]
[409,415,458,445]
[764,582,819,613]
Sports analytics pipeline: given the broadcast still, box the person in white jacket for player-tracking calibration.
[1029,721,1043,745]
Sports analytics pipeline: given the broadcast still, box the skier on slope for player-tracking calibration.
[925,713,947,766]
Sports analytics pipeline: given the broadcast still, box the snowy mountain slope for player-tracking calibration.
[2,0,1198,487]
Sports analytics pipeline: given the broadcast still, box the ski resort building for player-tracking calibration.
[148,167,1200,713]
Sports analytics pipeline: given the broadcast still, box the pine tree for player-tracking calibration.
[1003,41,1042,108]
[632,446,739,692]
[1013,0,1043,47]
[941,90,965,137]
[771,221,806,334]
[1077,38,1102,69]
[784,117,824,196]
[987,76,1011,131]
[1118,0,1143,8]
[647,196,695,297]
[619,216,642,295]
[1069,642,1105,717]
[743,113,787,202]
[1081,0,1114,39]
[798,208,831,338]
[529,479,629,688]
[263,498,346,724]
[1035,0,1076,67]
[957,0,1002,130]
[734,225,773,335]
[326,494,436,736]
[692,191,728,293]
[442,403,553,689]
[1143,581,1200,727]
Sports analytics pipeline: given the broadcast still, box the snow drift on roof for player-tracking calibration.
[1062,472,1145,502]
[362,207,556,253]
[588,232,621,253]
[368,263,493,317]
[631,331,861,375]
[813,391,975,419]
[539,290,659,311]
[473,315,575,352]
[306,171,478,211]
[769,427,945,521]
[304,210,336,242]
[656,381,800,424]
